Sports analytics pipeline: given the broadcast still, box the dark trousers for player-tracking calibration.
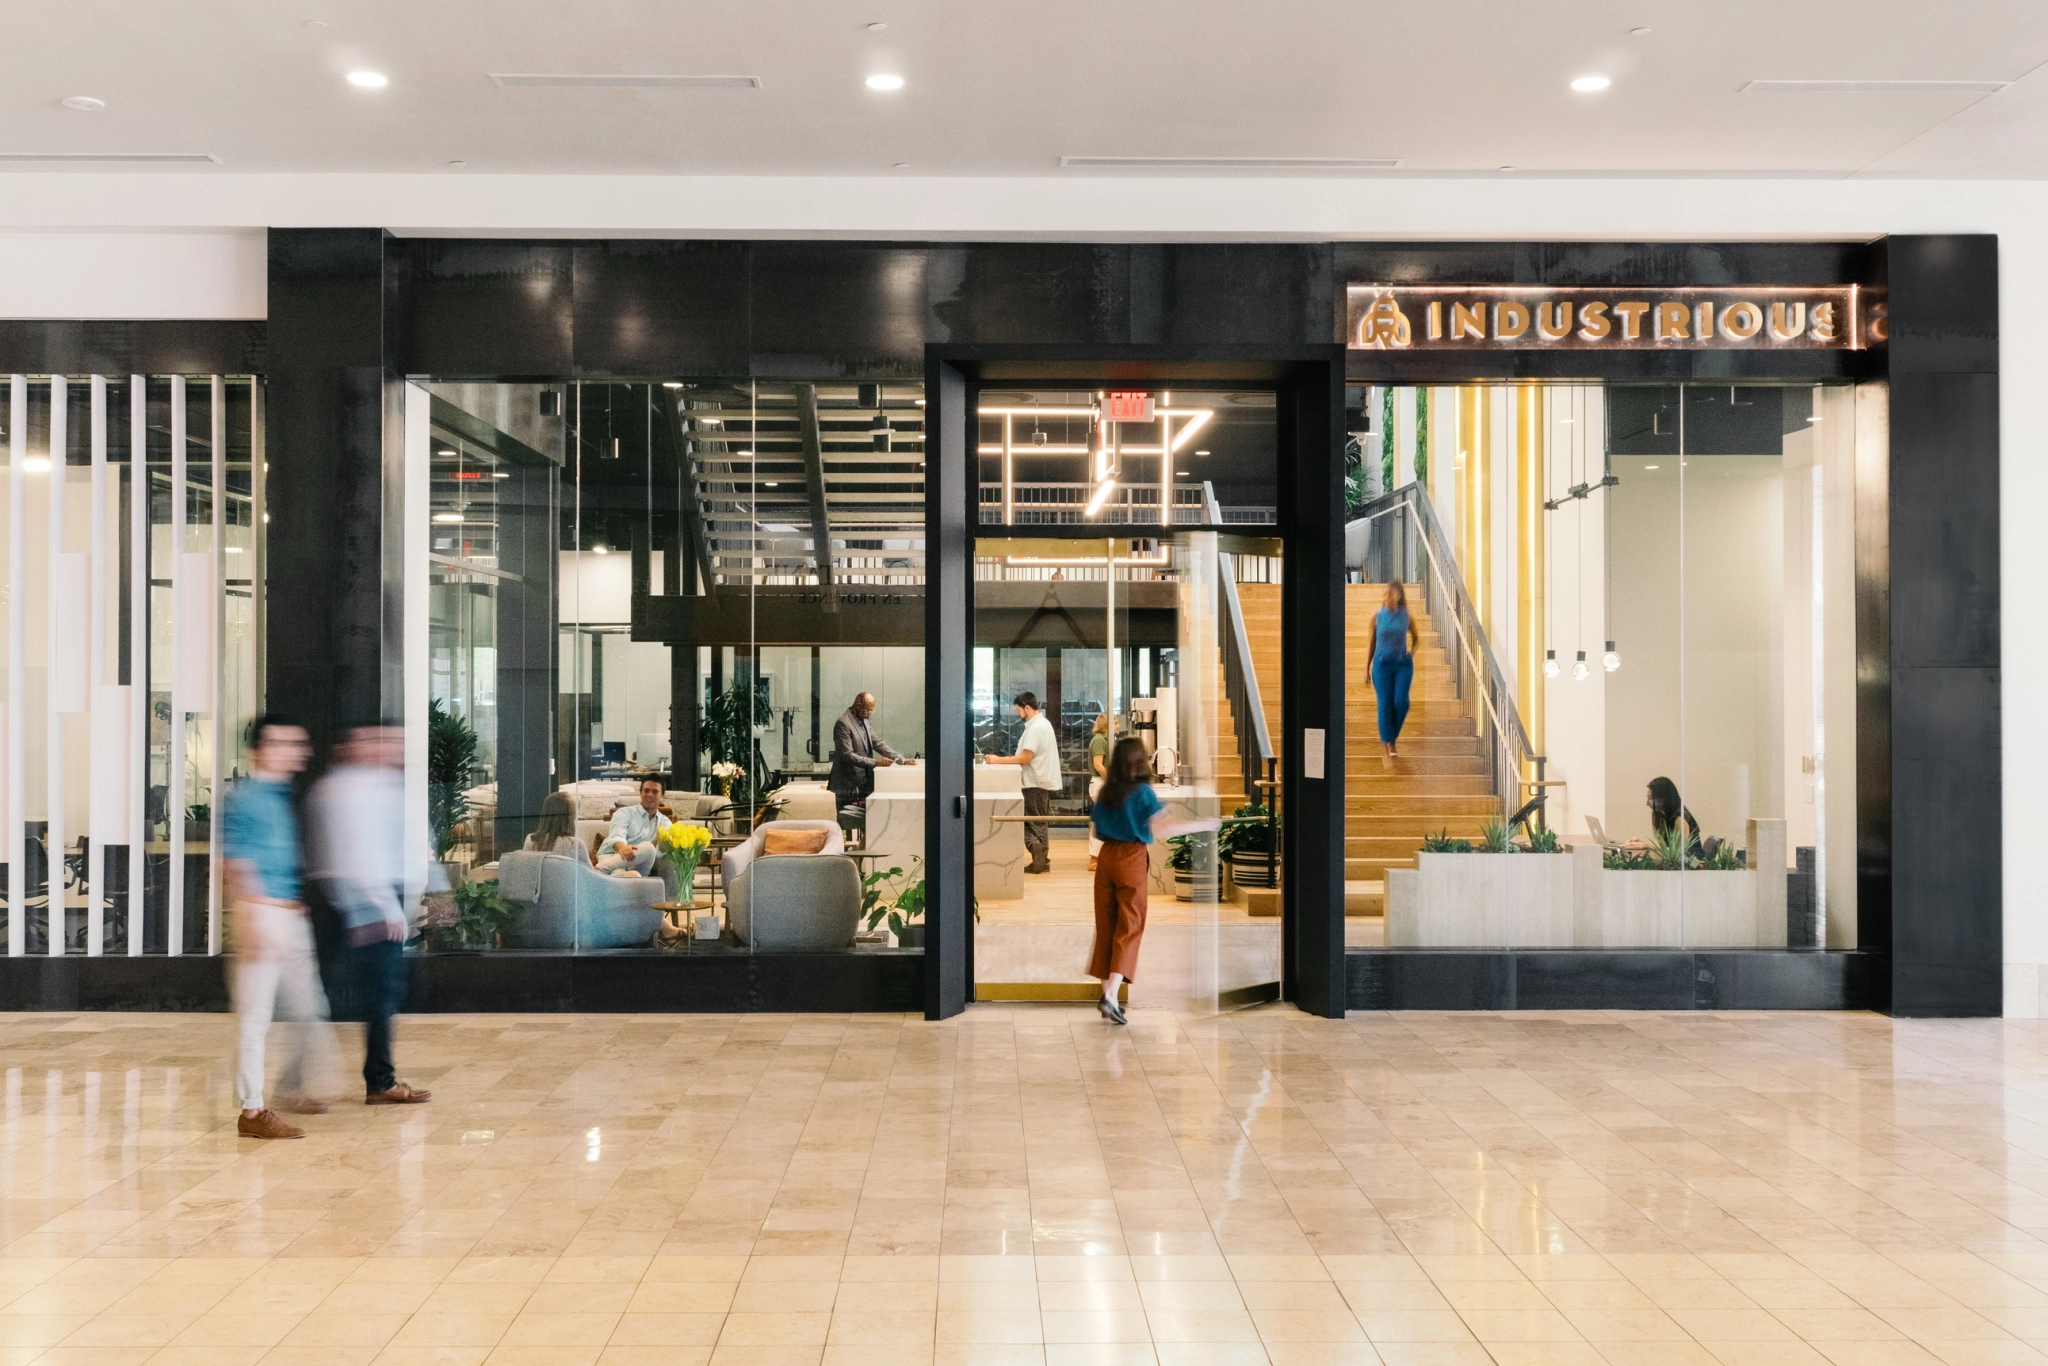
[1372,655,1413,744]
[346,939,407,1094]
[1023,787,1053,867]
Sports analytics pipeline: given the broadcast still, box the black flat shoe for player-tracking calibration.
[1098,996,1127,1025]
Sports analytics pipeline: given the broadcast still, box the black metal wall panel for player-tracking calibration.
[924,356,972,1020]
[1885,235,2000,1016]
[569,240,751,378]
[0,320,265,377]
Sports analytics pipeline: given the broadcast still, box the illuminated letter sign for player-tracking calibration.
[1103,391,1155,422]
[1345,285,1872,351]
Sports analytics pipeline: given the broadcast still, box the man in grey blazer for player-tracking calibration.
[827,692,914,806]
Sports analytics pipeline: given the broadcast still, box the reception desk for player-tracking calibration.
[864,763,1028,899]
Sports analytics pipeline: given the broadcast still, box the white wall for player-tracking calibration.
[8,171,2046,1008]
[0,229,264,318]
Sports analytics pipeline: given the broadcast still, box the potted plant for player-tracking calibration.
[184,800,211,845]
[1220,802,1280,888]
[1166,835,1196,901]
[413,878,511,953]
[429,698,478,857]
[860,856,973,949]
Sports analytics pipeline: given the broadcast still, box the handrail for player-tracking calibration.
[1351,481,1538,822]
[1218,550,1273,810]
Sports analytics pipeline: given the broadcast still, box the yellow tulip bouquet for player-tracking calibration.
[657,821,713,901]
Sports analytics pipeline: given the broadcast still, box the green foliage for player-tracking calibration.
[1477,817,1517,853]
[861,859,910,929]
[1344,436,1368,511]
[1219,802,1277,858]
[1650,823,1696,870]
[1703,837,1742,870]
[1415,390,1429,484]
[1421,828,1471,854]
[185,802,210,825]
[1381,387,1397,491]
[416,878,511,951]
[1519,824,1562,854]
[702,676,773,804]
[1166,835,1196,872]
[1603,845,1657,870]
[429,698,479,855]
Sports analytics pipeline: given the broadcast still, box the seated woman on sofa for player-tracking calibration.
[523,792,589,861]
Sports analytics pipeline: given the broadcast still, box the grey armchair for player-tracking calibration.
[722,820,860,951]
[497,850,665,950]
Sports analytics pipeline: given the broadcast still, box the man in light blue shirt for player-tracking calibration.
[598,777,671,876]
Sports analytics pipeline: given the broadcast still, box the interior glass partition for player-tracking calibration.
[1350,380,1866,952]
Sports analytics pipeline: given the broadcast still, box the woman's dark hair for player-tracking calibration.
[1382,581,1407,613]
[534,791,576,847]
[1646,776,1699,840]
[1098,736,1153,812]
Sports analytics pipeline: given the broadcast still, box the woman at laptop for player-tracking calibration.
[1623,776,1700,852]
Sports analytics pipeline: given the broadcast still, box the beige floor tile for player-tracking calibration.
[1356,1310,1476,1343]
[720,1312,834,1346]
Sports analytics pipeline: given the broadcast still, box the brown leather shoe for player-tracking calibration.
[279,1096,330,1115]
[365,1083,431,1105]
[237,1109,306,1140]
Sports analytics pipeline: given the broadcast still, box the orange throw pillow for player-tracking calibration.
[762,828,830,856]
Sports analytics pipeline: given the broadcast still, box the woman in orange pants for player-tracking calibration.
[1088,736,1218,1025]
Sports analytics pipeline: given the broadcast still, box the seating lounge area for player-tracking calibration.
[443,779,890,956]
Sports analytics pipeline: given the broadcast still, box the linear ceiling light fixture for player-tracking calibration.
[1743,79,2009,93]
[1061,155,1401,169]
[0,151,219,162]
[491,73,760,88]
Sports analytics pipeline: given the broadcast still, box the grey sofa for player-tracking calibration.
[722,820,860,951]
[497,850,666,950]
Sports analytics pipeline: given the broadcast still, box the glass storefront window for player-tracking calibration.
[1353,380,1869,950]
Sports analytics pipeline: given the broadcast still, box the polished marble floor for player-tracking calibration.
[2,1008,2048,1366]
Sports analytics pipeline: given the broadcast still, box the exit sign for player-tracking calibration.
[1103,391,1154,423]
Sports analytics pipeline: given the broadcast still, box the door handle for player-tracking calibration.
[954,796,966,817]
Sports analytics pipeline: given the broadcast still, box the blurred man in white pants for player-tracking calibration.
[222,714,335,1139]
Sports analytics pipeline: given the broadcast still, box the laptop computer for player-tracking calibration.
[1586,815,1623,850]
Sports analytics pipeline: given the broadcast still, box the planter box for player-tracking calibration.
[1387,852,1574,947]
[1570,819,1789,948]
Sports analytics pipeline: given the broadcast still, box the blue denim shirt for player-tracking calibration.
[221,774,300,902]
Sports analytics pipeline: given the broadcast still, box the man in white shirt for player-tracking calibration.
[598,777,671,876]
[985,691,1062,874]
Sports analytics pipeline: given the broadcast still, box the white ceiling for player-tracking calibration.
[7,0,2048,178]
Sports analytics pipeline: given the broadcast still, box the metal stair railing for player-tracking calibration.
[1350,482,1542,827]
[1218,547,1274,817]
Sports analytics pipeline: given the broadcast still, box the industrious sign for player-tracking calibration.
[1346,285,1879,351]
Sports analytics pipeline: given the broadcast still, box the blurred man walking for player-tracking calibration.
[307,722,432,1106]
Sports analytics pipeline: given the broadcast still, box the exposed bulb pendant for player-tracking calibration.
[1543,649,1559,679]
[1603,640,1621,672]
[1571,650,1590,682]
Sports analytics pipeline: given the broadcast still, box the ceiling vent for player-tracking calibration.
[0,151,218,163]
[491,73,760,89]
[1061,155,1402,170]
[1742,79,2008,93]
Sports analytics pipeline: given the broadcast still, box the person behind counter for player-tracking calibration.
[827,691,915,808]
[984,691,1061,874]
[1624,776,1702,852]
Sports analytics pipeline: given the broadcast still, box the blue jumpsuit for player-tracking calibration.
[1371,607,1413,744]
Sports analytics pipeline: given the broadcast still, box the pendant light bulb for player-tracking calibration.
[1571,650,1590,682]
[1603,640,1621,672]
[1543,649,1559,679]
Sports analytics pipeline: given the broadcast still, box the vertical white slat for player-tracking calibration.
[127,378,145,956]
[6,376,22,958]
[46,377,64,957]
[208,375,223,956]
[88,377,105,956]
[166,376,184,957]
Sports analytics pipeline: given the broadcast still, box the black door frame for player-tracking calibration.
[922,344,1348,1020]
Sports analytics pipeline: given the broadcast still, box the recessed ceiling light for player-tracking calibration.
[1194,449,1211,457]
[432,512,464,523]
[1644,464,1659,470]
[865,73,904,90]
[491,471,510,478]
[867,21,887,30]
[1571,75,1611,92]
[1630,26,1651,35]
[347,70,388,88]
[60,96,105,112]
[662,381,685,388]
[764,481,779,487]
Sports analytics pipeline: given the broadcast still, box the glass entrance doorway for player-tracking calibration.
[960,386,1285,1012]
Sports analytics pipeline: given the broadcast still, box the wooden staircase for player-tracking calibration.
[1346,583,1496,913]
